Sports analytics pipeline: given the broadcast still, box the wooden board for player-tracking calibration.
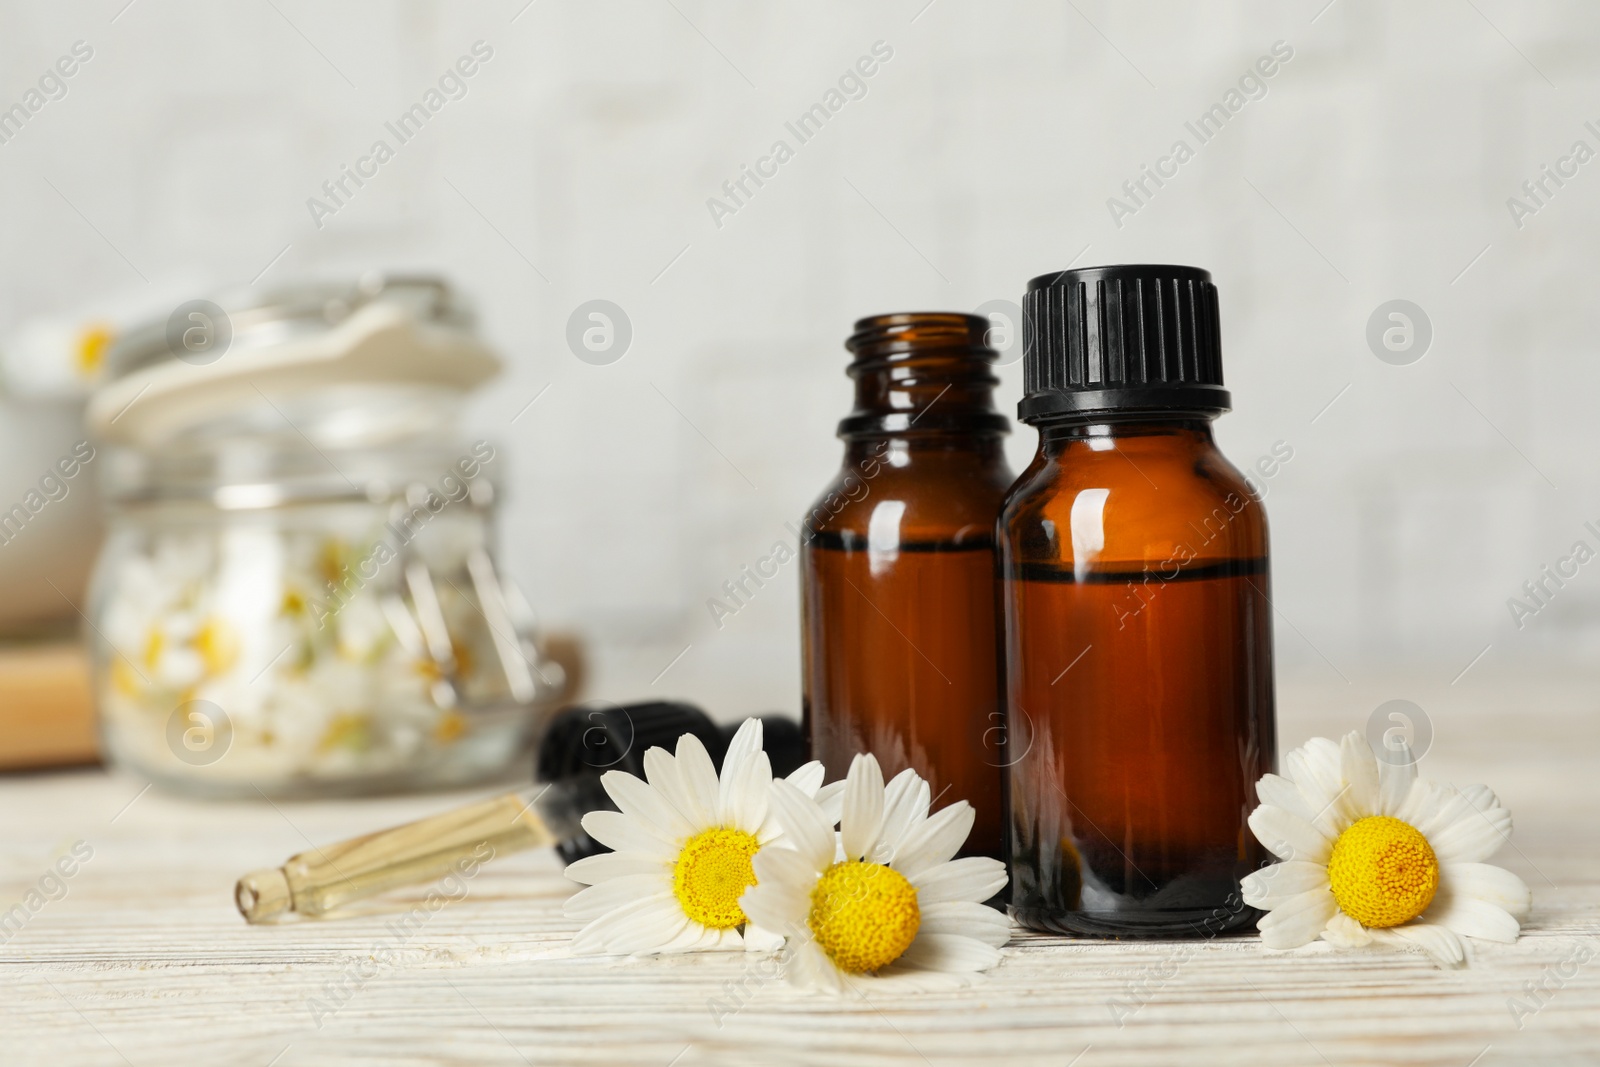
[2,668,1598,1065]
[0,642,98,771]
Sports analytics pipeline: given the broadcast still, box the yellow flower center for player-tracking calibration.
[672,828,761,929]
[1326,815,1439,928]
[808,861,921,974]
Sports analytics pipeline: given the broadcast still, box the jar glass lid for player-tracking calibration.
[87,273,500,451]
[102,274,475,383]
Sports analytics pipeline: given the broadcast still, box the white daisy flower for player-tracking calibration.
[565,718,842,954]
[740,753,1010,993]
[1243,731,1531,968]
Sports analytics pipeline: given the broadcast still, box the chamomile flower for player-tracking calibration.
[565,719,842,954]
[740,754,1010,993]
[1243,731,1531,968]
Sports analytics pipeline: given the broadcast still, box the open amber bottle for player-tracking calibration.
[1001,265,1276,937]
[802,313,1013,859]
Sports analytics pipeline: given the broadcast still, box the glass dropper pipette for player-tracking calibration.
[235,704,804,922]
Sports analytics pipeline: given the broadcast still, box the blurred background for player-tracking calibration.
[1,0,1598,756]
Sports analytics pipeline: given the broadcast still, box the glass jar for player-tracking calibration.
[84,277,568,796]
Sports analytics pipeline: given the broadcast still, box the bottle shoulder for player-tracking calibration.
[804,445,1013,545]
[1000,439,1268,566]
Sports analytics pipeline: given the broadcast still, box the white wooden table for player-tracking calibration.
[4,669,1598,1066]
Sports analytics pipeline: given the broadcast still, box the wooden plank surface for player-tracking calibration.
[3,669,1598,1066]
[0,643,98,771]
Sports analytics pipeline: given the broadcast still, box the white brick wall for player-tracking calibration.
[3,0,1598,713]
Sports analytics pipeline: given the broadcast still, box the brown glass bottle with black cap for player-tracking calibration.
[1000,265,1276,937]
[801,313,1013,860]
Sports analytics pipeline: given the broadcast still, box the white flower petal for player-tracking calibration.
[569,894,686,955]
[581,810,677,860]
[1247,805,1332,865]
[750,846,821,915]
[1424,882,1524,944]
[1392,777,1446,828]
[841,753,886,861]
[891,801,974,881]
[673,732,723,824]
[1442,862,1531,920]
[1460,784,1506,814]
[1408,783,1473,837]
[1338,731,1380,823]
[897,932,1002,973]
[718,719,773,831]
[644,746,713,828]
[742,922,787,952]
[1427,800,1513,865]
[654,921,729,954]
[739,884,799,933]
[910,856,1008,905]
[1320,910,1372,948]
[721,717,763,778]
[787,938,847,994]
[1465,785,1513,821]
[1284,736,1343,814]
[1257,888,1337,949]
[919,901,1011,947]
[1370,922,1465,968]
[784,760,826,798]
[1241,861,1329,908]
[756,767,824,844]
[563,873,669,920]
[668,925,744,954]
[1422,784,1514,862]
[1255,773,1317,823]
[564,850,668,886]
[1376,749,1417,817]
[685,926,746,952]
[752,841,821,882]
[768,779,836,871]
[725,756,774,835]
[601,770,694,841]
[1413,781,1506,830]
[814,780,847,825]
[874,768,931,859]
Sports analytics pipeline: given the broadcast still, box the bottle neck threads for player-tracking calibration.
[839,312,1009,439]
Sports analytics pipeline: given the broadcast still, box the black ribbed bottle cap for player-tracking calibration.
[1019,264,1230,424]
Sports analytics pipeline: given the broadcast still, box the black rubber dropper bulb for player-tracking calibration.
[538,701,806,864]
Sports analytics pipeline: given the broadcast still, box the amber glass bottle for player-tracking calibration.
[802,313,1013,859]
[1001,265,1276,937]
